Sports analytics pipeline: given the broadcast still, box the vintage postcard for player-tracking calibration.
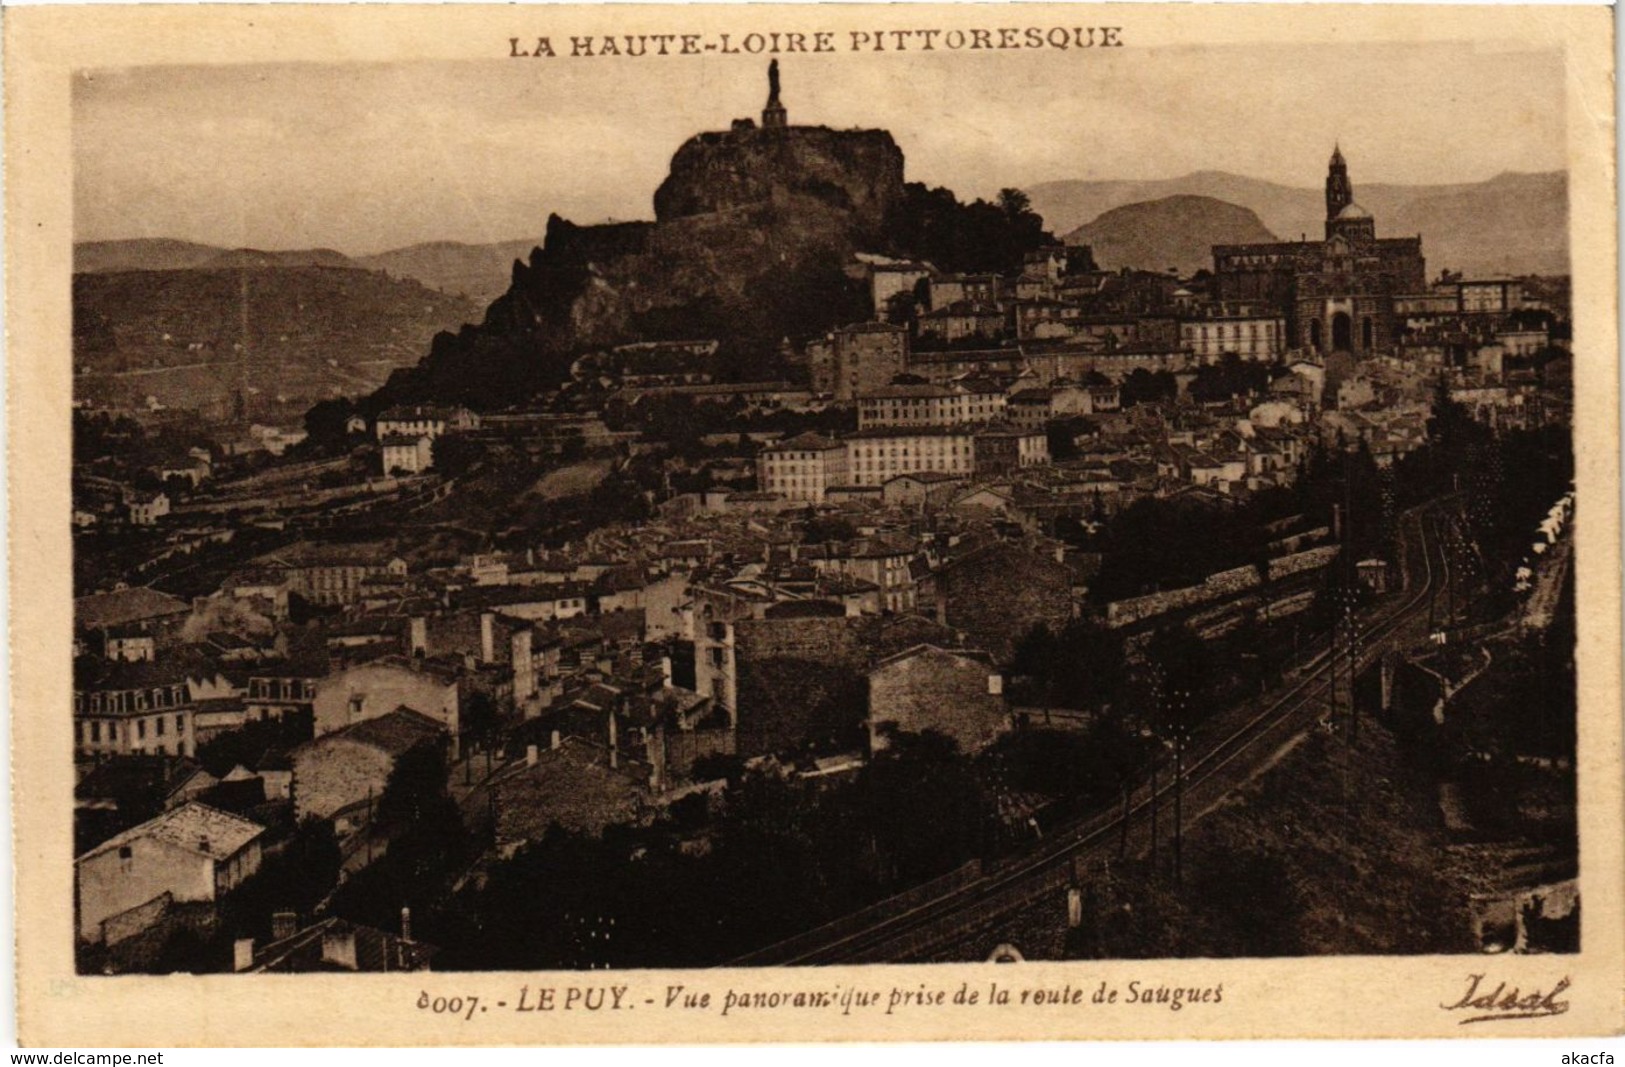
[7,1,1621,1047]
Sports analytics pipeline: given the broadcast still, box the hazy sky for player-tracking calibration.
[73,42,1565,254]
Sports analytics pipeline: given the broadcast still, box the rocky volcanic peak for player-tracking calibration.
[653,125,906,236]
[377,117,908,409]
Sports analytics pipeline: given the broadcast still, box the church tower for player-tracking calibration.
[1324,144,1376,243]
[1325,145,1353,220]
[762,59,787,129]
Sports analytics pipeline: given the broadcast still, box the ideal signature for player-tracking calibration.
[1441,973,1571,1025]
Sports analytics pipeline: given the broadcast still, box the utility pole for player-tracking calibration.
[1327,602,1339,724]
[1335,585,1354,806]
[1445,528,1458,627]
[1427,516,1437,631]
[1174,733,1185,888]
[1148,752,1159,875]
[1346,586,1363,745]
[1342,586,1357,733]
[1146,669,1163,876]
[1169,685,1189,889]
[1118,781,1130,860]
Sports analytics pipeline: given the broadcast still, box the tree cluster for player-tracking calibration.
[886,185,1053,277]
[432,730,997,969]
[1185,353,1280,404]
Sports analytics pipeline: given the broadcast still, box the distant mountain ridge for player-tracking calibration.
[1029,169,1568,277]
[77,237,550,306]
[1065,196,1278,276]
[75,238,226,274]
[355,239,547,305]
[203,247,358,270]
[79,167,1569,306]
[72,265,481,421]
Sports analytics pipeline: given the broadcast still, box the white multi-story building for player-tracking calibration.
[867,260,934,320]
[856,382,1006,429]
[973,426,1051,475]
[381,433,433,475]
[375,404,478,442]
[756,432,849,503]
[128,491,170,526]
[1180,309,1287,362]
[74,663,197,760]
[844,427,977,487]
[1457,279,1524,314]
[76,803,265,944]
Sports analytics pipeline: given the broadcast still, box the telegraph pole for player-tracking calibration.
[1146,669,1163,876]
[1148,752,1159,874]
[1341,585,1358,736]
[1169,685,1189,889]
[1326,599,1339,724]
[1347,591,1362,744]
[1174,733,1185,887]
[1118,780,1130,860]
[1426,515,1438,631]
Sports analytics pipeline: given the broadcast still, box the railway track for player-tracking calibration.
[755,504,1450,966]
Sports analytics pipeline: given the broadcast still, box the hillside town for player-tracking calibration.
[71,70,1577,974]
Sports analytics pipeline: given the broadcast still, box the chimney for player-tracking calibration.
[660,656,673,689]
[401,907,413,943]
[550,729,561,751]
[233,938,255,972]
[480,612,495,664]
[526,743,539,766]
[321,927,359,971]
[271,910,298,941]
[607,712,619,769]
[649,726,666,794]
[409,616,428,657]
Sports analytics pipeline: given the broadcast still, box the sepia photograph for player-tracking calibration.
[8,1,1621,1046]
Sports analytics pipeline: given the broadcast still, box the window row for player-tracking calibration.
[79,714,188,744]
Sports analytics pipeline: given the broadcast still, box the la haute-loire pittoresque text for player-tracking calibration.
[509,27,1125,58]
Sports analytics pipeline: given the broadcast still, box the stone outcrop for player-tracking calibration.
[653,126,905,235]
[375,123,908,409]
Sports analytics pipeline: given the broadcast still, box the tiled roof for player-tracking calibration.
[379,404,455,421]
[883,471,963,485]
[313,707,444,757]
[870,642,993,672]
[858,384,955,400]
[257,541,397,569]
[845,425,978,440]
[761,432,843,453]
[75,587,190,631]
[74,655,191,694]
[77,801,264,864]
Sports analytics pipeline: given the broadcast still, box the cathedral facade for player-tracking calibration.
[1213,148,1426,358]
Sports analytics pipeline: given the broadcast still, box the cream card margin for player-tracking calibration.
[7,3,1621,1047]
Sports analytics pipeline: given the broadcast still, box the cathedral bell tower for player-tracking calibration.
[762,59,787,129]
[1325,144,1353,221]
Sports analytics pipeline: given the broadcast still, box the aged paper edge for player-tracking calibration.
[7,2,1622,1046]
